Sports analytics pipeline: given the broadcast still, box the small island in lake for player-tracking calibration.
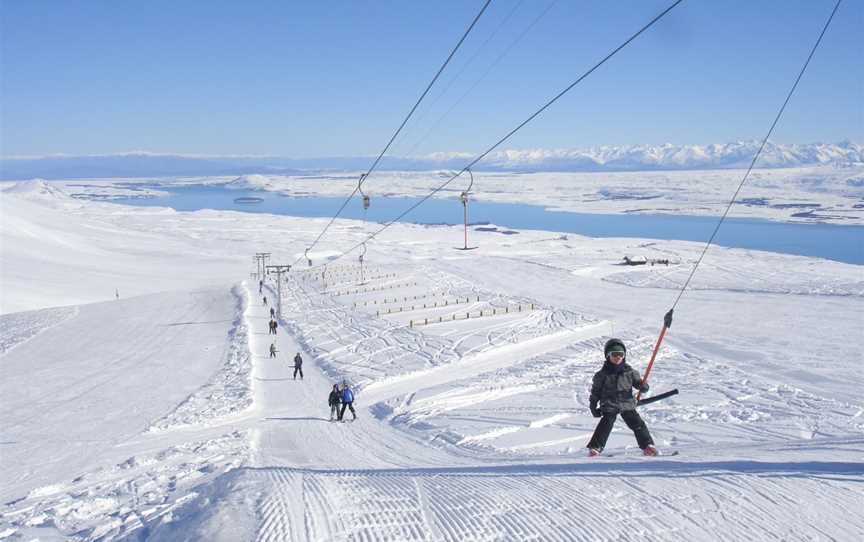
[234,197,264,204]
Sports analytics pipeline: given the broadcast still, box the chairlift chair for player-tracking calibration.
[358,173,370,210]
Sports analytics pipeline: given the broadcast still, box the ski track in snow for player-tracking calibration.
[140,457,864,542]
[148,285,254,432]
[0,306,78,356]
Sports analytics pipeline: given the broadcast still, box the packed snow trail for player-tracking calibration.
[1,281,862,540]
[149,280,863,542]
[0,288,243,503]
[245,280,474,472]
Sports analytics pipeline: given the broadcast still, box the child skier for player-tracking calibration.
[587,338,658,456]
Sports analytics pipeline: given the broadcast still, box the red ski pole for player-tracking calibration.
[636,309,673,402]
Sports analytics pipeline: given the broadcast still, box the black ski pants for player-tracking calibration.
[587,409,653,451]
[293,366,303,379]
[339,402,356,421]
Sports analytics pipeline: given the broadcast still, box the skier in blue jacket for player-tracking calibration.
[339,383,357,421]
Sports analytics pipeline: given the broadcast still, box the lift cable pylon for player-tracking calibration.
[456,168,477,251]
[265,264,291,318]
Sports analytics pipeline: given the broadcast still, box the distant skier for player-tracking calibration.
[263,296,268,306]
[293,352,304,380]
[259,279,263,293]
[115,288,119,300]
[587,338,657,457]
[328,384,341,421]
[339,382,356,421]
[269,342,277,358]
[270,307,276,318]
[269,319,278,335]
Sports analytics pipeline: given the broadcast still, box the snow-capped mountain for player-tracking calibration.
[430,141,864,171]
[1,142,861,179]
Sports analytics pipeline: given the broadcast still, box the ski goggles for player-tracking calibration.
[608,351,625,358]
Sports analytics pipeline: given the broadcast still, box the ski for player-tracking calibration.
[588,450,679,458]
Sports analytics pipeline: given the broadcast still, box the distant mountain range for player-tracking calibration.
[2,141,861,180]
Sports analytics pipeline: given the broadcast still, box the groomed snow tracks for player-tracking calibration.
[184,458,864,542]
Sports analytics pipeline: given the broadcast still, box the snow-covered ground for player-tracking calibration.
[1,179,863,540]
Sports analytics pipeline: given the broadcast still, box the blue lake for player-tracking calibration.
[113,184,863,265]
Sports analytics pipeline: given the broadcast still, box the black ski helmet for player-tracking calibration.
[604,338,627,359]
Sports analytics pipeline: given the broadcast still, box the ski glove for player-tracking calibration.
[590,402,601,418]
[639,383,649,393]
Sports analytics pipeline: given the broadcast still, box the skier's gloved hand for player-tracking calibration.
[639,383,650,393]
[590,402,601,418]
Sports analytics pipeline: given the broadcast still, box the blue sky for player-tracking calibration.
[1,0,861,158]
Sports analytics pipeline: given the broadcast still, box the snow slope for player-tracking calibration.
[1,183,863,540]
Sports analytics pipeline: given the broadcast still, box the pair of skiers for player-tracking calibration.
[328,382,356,421]
[269,319,278,335]
[586,338,658,457]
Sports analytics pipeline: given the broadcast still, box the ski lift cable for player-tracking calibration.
[400,0,560,159]
[636,0,843,402]
[670,0,843,312]
[389,0,530,158]
[294,0,494,267]
[309,0,685,268]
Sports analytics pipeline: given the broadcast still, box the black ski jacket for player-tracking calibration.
[328,391,341,407]
[589,361,647,413]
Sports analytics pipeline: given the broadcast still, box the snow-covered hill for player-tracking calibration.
[1,190,862,540]
[1,178,74,202]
